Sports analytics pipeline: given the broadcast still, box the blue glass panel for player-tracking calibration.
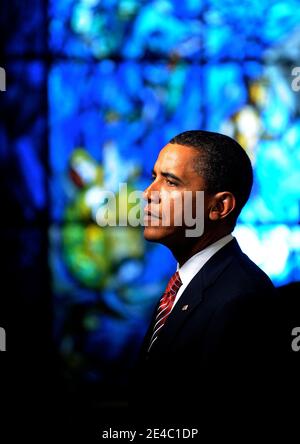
[49,0,300,60]
[0,62,47,222]
[204,0,300,60]
[49,0,203,59]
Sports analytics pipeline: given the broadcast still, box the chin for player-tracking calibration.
[144,227,163,242]
[143,227,179,247]
[143,226,169,243]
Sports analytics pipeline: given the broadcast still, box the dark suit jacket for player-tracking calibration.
[129,239,283,436]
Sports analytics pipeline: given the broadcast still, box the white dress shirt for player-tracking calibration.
[172,234,234,308]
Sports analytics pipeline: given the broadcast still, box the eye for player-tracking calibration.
[166,179,176,186]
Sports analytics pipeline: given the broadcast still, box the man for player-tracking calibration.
[129,130,280,437]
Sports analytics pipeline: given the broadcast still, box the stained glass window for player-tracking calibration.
[3,0,300,420]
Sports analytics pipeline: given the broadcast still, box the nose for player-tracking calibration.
[143,181,160,203]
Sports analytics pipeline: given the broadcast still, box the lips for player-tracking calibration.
[144,207,161,219]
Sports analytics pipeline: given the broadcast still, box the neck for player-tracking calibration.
[171,229,231,267]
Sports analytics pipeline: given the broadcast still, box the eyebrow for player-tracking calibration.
[152,169,184,184]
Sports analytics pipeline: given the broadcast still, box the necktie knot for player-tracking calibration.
[165,271,182,297]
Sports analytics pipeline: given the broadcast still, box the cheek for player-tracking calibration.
[160,190,183,221]
[161,190,207,229]
[182,190,207,223]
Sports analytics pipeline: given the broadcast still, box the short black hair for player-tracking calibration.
[169,130,253,224]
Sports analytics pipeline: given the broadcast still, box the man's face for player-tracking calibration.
[143,143,209,245]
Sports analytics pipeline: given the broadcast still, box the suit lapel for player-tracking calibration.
[138,299,161,356]
[148,239,241,355]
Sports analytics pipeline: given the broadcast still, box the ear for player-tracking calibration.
[209,192,236,221]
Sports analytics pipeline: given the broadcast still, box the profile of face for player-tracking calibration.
[143,143,210,247]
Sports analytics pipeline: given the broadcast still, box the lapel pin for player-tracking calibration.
[182,304,189,311]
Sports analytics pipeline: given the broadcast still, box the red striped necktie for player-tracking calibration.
[147,271,182,352]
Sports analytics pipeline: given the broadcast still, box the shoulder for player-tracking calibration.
[223,252,274,295]
[199,239,276,330]
[206,243,276,340]
[207,238,275,299]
